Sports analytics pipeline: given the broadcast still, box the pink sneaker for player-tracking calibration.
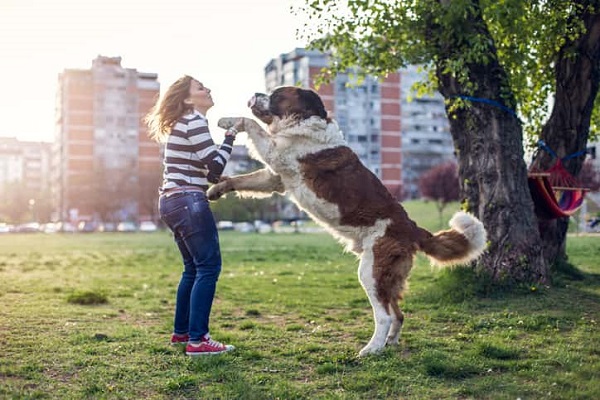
[185,334,235,356]
[170,333,189,345]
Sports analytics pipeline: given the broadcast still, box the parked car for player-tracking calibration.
[55,221,77,233]
[41,222,59,234]
[15,222,40,233]
[254,220,272,233]
[216,220,234,230]
[139,221,157,232]
[117,222,137,232]
[77,221,97,233]
[234,222,254,233]
[0,223,11,234]
[589,217,600,233]
[97,222,116,232]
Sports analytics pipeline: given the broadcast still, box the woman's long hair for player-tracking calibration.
[144,75,195,142]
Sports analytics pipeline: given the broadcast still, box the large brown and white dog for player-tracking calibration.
[208,86,487,357]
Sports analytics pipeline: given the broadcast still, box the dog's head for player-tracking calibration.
[248,86,330,126]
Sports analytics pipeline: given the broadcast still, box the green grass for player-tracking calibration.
[1,203,599,399]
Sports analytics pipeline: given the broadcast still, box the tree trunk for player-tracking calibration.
[431,0,549,284]
[532,6,600,264]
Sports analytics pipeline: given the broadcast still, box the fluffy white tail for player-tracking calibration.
[419,211,487,266]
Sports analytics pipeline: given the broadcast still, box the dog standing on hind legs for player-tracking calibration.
[208,86,488,357]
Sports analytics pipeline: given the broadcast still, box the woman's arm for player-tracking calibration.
[186,116,235,183]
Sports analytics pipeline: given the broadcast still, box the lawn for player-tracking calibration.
[1,204,599,399]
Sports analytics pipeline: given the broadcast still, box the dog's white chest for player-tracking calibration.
[263,136,308,175]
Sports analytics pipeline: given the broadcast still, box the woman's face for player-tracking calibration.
[186,80,214,113]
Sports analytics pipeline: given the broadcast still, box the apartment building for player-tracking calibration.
[400,65,454,198]
[264,48,452,199]
[0,137,52,222]
[0,137,52,191]
[0,138,24,189]
[52,56,161,223]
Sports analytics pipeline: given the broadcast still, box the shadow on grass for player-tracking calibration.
[413,261,600,306]
[397,261,600,387]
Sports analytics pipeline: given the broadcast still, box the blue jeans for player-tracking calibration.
[159,190,222,342]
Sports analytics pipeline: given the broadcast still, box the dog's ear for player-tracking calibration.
[298,89,328,121]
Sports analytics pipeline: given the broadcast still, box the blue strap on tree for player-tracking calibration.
[537,140,558,159]
[452,95,588,162]
[561,149,587,161]
[454,95,519,119]
[537,140,587,161]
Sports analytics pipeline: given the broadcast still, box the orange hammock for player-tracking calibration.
[528,143,589,219]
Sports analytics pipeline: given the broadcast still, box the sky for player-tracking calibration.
[0,0,308,143]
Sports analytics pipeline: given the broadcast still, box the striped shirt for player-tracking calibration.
[160,110,235,192]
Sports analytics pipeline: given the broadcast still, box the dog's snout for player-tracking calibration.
[248,92,272,124]
[248,93,267,108]
[248,95,256,108]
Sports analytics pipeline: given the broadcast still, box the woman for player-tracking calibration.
[145,75,242,356]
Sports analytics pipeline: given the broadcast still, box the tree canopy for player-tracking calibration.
[296,0,599,145]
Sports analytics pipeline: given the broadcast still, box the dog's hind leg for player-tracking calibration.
[357,251,392,357]
[385,258,411,346]
[386,301,404,346]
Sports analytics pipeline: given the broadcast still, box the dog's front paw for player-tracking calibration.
[218,117,240,130]
[358,344,384,358]
[207,182,229,201]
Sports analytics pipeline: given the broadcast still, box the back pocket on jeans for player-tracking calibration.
[161,205,192,237]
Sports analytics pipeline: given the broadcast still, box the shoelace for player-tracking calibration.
[204,336,225,348]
